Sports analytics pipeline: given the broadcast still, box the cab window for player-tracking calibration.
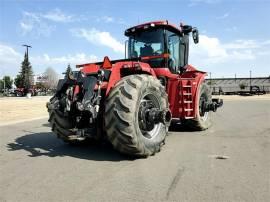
[128,28,165,67]
[167,31,180,73]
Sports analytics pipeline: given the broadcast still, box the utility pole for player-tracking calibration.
[209,72,212,93]
[249,70,252,91]
[22,44,32,59]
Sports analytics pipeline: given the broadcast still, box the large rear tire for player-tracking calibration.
[184,83,212,130]
[105,75,169,157]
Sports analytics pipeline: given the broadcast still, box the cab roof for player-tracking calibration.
[125,20,182,36]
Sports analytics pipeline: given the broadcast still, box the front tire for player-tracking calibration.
[105,75,169,157]
[47,96,79,144]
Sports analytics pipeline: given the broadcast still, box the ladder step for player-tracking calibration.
[183,93,192,95]
[183,85,192,87]
[185,116,194,119]
[180,78,195,80]
[184,100,193,103]
[184,109,193,111]
[67,135,86,141]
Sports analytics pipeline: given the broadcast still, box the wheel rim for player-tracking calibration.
[138,94,162,139]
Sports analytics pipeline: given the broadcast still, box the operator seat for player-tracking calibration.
[140,44,154,57]
[168,49,176,73]
[130,51,138,58]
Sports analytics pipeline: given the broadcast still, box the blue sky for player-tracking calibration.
[0,0,269,78]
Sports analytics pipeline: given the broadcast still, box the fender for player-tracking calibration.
[105,61,156,95]
[78,56,156,96]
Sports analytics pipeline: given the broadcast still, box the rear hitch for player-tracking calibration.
[207,98,223,112]
[76,69,105,119]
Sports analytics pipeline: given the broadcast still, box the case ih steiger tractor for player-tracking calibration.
[47,21,223,157]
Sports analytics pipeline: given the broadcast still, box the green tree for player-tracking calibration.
[16,52,34,91]
[14,74,23,88]
[239,82,247,90]
[65,63,72,79]
[1,76,13,89]
[0,79,3,90]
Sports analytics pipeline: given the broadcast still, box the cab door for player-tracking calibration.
[166,31,191,119]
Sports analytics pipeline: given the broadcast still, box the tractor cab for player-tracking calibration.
[125,21,199,74]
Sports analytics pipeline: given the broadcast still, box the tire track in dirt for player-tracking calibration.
[166,166,185,200]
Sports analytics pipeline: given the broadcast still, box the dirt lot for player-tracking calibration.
[0,96,52,126]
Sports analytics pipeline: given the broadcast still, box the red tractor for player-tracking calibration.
[15,87,37,96]
[47,21,223,157]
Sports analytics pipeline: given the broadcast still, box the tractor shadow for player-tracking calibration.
[42,123,51,127]
[7,122,197,161]
[169,123,195,132]
[7,132,134,162]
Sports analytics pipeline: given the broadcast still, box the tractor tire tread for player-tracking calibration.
[105,74,169,157]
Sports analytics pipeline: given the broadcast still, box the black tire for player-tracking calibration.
[47,96,79,144]
[105,75,169,157]
[184,83,212,131]
[16,91,22,97]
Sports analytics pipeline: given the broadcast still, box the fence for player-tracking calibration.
[206,77,270,94]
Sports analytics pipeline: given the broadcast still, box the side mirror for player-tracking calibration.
[192,28,199,44]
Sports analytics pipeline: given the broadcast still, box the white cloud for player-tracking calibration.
[217,13,229,19]
[190,35,270,76]
[101,16,114,23]
[225,26,238,32]
[19,9,78,37]
[20,21,33,33]
[189,0,221,6]
[0,44,23,77]
[19,11,55,37]
[0,43,98,77]
[194,35,228,59]
[224,40,266,49]
[71,28,124,53]
[190,35,270,65]
[19,9,127,38]
[31,53,98,67]
[96,16,126,25]
[42,8,75,23]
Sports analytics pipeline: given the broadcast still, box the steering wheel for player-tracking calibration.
[153,50,162,55]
